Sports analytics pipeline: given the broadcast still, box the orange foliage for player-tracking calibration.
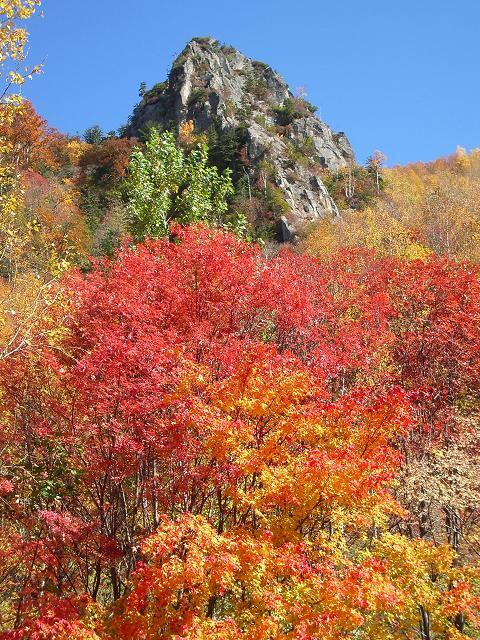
[77,136,136,189]
[0,101,86,173]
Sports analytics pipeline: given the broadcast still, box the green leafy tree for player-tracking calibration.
[125,128,235,239]
[83,124,105,145]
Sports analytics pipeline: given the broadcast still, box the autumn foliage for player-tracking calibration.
[1,7,480,634]
[1,225,480,638]
[305,147,480,263]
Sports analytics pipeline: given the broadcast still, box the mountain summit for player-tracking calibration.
[127,37,354,236]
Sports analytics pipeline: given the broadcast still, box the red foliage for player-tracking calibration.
[1,225,480,635]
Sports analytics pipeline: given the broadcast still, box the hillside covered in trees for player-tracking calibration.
[1,3,480,639]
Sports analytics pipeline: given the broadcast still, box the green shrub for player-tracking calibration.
[273,98,317,125]
[302,99,318,114]
[188,88,210,107]
[285,137,316,167]
[265,183,289,215]
[254,114,267,128]
[252,60,271,72]
[235,97,253,123]
[192,36,220,49]
[209,125,249,183]
[220,44,237,59]
[244,73,270,101]
[272,99,302,126]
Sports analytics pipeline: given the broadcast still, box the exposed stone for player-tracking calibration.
[279,216,298,243]
[127,37,354,230]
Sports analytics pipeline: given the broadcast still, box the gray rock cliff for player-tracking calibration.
[127,37,354,230]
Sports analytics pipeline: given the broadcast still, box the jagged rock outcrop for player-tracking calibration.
[127,37,354,230]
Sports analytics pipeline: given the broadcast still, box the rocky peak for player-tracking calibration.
[127,37,355,233]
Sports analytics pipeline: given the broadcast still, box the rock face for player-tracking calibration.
[127,37,354,229]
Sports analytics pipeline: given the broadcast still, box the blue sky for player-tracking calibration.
[23,0,479,165]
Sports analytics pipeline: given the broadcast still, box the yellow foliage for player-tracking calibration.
[363,534,480,639]
[305,147,480,262]
[0,1,41,101]
[0,0,42,262]
[0,0,48,364]
[64,137,90,163]
[178,119,208,148]
[382,150,480,261]
[303,206,431,260]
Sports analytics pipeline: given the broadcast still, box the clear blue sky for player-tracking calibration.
[23,0,479,165]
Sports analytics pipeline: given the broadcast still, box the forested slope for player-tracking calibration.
[1,3,480,639]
